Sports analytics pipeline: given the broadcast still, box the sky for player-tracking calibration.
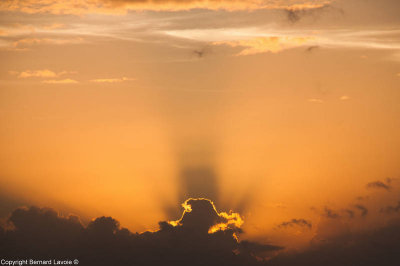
[1,0,400,263]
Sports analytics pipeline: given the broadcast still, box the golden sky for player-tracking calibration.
[1,0,400,252]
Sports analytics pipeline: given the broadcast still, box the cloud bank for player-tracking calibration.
[0,198,281,266]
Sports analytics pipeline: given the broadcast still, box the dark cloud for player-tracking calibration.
[193,46,212,58]
[344,205,368,218]
[323,207,340,219]
[356,196,369,201]
[0,188,27,219]
[354,204,368,217]
[284,5,344,24]
[366,179,391,191]
[277,219,312,229]
[0,199,281,266]
[381,201,400,214]
[344,209,355,218]
[268,219,400,266]
[286,9,301,23]
[305,45,319,53]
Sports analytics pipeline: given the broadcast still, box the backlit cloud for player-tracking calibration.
[0,199,282,265]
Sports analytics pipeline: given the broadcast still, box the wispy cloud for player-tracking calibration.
[366,179,392,191]
[308,98,324,103]
[10,69,73,79]
[12,37,84,49]
[340,95,350,101]
[214,36,314,55]
[166,27,400,57]
[277,218,312,229]
[42,79,79,84]
[0,0,330,14]
[90,77,135,83]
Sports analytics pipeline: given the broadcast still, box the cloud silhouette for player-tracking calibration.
[323,207,340,219]
[344,209,355,218]
[284,4,344,24]
[381,201,400,214]
[354,204,368,217]
[277,219,312,229]
[366,179,391,191]
[268,219,400,266]
[0,198,281,266]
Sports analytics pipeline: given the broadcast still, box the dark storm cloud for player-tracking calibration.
[366,179,392,191]
[0,199,281,266]
[277,219,312,229]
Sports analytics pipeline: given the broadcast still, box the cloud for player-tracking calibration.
[277,219,312,229]
[268,219,400,266]
[10,69,73,79]
[305,45,319,52]
[0,198,282,265]
[284,4,343,23]
[366,179,391,191]
[354,204,368,217]
[344,209,355,218]
[12,37,84,49]
[340,95,350,100]
[193,46,212,58]
[308,98,323,103]
[213,36,314,55]
[0,0,331,14]
[323,207,340,219]
[42,79,79,84]
[381,201,400,214]
[90,77,135,83]
[18,69,57,78]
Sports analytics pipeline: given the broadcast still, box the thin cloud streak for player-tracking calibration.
[0,0,331,14]
[90,77,135,83]
[42,79,79,84]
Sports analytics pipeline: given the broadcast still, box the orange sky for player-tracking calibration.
[1,0,400,250]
